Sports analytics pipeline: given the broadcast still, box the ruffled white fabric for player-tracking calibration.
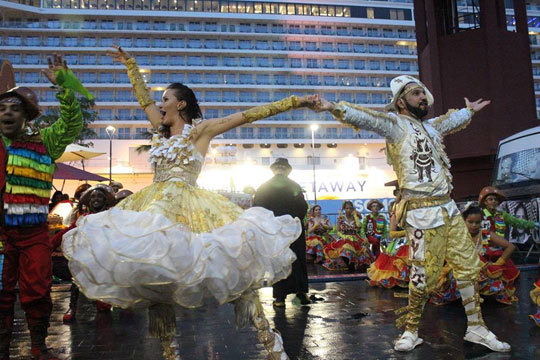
[150,124,202,167]
[63,207,300,309]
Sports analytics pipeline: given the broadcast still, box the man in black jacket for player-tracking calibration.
[254,158,310,307]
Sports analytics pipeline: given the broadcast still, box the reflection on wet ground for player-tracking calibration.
[9,270,540,359]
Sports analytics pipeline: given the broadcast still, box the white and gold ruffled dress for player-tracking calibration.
[62,125,300,309]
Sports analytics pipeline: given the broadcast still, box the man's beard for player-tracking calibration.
[405,100,428,119]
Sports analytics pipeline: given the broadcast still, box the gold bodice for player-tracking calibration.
[149,125,204,186]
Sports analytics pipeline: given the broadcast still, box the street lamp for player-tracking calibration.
[105,125,116,184]
[310,123,319,204]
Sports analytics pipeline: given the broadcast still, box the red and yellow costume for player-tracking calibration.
[430,228,519,306]
[323,212,373,270]
[367,229,409,288]
[306,216,334,263]
[529,274,540,327]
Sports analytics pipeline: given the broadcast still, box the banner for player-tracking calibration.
[198,166,396,200]
[502,198,540,244]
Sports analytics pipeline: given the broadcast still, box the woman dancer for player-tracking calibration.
[323,201,372,270]
[305,204,334,264]
[367,198,409,288]
[63,46,315,360]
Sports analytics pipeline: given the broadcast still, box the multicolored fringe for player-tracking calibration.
[483,209,506,237]
[4,141,53,227]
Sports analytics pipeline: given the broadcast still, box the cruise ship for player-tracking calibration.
[1,0,539,212]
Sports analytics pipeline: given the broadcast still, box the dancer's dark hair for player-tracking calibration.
[342,201,354,211]
[166,83,202,123]
[462,205,482,219]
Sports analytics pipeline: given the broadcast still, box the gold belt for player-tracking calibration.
[395,194,451,228]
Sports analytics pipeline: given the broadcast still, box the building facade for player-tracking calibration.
[0,0,538,200]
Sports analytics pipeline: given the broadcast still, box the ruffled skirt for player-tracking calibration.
[306,233,333,263]
[62,181,301,309]
[322,234,373,270]
[531,279,540,307]
[367,245,409,288]
[429,253,519,306]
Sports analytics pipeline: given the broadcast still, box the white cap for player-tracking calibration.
[384,75,434,112]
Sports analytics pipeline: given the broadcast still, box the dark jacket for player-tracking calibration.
[253,174,309,297]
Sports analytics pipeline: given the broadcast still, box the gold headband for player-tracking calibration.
[399,84,424,99]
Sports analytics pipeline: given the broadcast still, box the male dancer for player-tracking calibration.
[0,54,87,359]
[311,75,510,352]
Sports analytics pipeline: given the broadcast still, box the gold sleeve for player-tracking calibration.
[390,230,407,239]
[125,58,155,109]
[242,95,301,123]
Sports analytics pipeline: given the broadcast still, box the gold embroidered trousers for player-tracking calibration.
[397,208,482,332]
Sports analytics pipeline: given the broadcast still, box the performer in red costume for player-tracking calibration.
[0,54,88,360]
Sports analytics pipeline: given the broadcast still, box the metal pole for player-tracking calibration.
[311,129,317,204]
[109,136,112,184]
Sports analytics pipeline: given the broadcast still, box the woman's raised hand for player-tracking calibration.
[105,45,133,65]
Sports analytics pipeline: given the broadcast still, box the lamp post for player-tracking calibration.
[105,125,116,184]
[310,123,319,204]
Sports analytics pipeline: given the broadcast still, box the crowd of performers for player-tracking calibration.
[306,199,386,272]
[305,187,537,309]
[2,48,540,360]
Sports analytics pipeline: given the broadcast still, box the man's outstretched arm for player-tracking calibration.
[311,96,403,143]
[428,98,490,136]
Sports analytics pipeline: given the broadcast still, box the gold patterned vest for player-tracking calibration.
[385,115,452,197]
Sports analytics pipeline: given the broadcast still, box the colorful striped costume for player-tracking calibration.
[4,140,55,227]
[360,213,388,259]
[0,74,84,359]
[482,208,535,238]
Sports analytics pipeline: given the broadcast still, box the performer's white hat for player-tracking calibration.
[384,75,434,112]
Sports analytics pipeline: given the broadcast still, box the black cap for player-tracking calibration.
[270,158,292,170]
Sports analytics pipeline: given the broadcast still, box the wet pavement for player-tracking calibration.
[8,270,540,360]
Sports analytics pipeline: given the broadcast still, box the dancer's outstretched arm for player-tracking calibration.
[106,45,161,129]
[427,98,490,136]
[195,94,316,142]
[40,53,87,160]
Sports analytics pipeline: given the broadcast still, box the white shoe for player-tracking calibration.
[464,325,511,352]
[394,331,423,352]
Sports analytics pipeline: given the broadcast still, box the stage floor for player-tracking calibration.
[8,270,540,359]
